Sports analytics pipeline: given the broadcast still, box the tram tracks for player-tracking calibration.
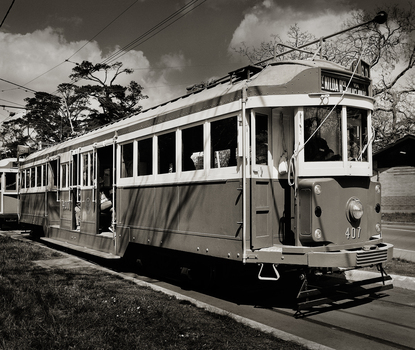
[268,297,415,350]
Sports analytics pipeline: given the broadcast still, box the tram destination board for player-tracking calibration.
[321,73,369,96]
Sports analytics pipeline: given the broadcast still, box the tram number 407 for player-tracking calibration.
[345,227,361,239]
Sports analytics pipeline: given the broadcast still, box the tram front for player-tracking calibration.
[293,102,394,269]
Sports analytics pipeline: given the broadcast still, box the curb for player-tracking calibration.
[346,270,415,291]
[394,248,415,263]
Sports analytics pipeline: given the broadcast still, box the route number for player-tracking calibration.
[345,227,361,240]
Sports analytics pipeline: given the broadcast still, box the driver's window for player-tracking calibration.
[304,106,342,162]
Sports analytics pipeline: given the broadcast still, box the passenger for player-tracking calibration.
[100,190,113,233]
[75,202,81,230]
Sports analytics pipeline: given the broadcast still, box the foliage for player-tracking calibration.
[233,4,415,151]
[69,61,148,129]
[0,61,147,157]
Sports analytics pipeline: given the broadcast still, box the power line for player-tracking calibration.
[0,97,25,107]
[65,0,140,62]
[0,0,15,29]
[101,0,207,65]
[15,1,141,92]
[0,78,37,94]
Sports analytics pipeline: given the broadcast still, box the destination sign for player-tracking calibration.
[321,74,369,96]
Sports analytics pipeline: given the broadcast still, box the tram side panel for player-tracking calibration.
[0,194,19,227]
[116,180,245,260]
[20,192,46,227]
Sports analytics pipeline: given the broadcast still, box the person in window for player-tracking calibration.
[305,118,340,161]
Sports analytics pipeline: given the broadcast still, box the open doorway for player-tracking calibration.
[97,145,115,235]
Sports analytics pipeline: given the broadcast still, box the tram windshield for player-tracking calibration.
[304,106,342,162]
[347,108,368,161]
[304,106,368,162]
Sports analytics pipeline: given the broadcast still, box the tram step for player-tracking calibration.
[40,237,121,260]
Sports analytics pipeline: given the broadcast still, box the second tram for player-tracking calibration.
[0,158,19,230]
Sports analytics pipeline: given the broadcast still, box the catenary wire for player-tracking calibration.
[101,0,206,65]
[0,0,15,29]
[66,0,141,62]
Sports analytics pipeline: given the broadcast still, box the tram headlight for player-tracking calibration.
[313,229,322,241]
[314,184,322,195]
[375,184,381,194]
[375,223,381,233]
[347,197,364,221]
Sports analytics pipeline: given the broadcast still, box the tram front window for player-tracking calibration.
[347,108,368,161]
[304,106,342,162]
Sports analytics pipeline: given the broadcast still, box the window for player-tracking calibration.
[50,160,59,188]
[121,143,134,178]
[36,166,42,187]
[211,116,237,168]
[137,138,152,176]
[22,170,27,189]
[347,108,368,161]
[255,114,268,165]
[158,132,176,174]
[82,154,89,186]
[182,125,204,171]
[42,164,47,186]
[61,164,68,188]
[30,168,35,187]
[304,106,342,162]
[5,173,16,191]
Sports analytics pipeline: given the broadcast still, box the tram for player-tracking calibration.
[0,158,19,229]
[19,13,393,305]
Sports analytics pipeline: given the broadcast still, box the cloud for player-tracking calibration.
[0,27,170,116]
[138,51,193,108]
[228,0,352,59]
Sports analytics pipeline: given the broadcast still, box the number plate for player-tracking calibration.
[345,227,361,240]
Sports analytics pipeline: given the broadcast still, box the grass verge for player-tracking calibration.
[362,257,415,278]
[0,235,307,350]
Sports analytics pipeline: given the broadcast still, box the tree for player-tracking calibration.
[0,61,147,156]
[70,61,148,128]
[233,4,415,150]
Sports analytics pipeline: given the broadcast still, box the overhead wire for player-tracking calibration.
[101,0,207,65]
[3,0,208,108]
[0,0,15,29]
[0,78,37,94]
[13,0,141,92]
[65,0,141,62]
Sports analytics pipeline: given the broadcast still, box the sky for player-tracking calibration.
[0,0,409,123]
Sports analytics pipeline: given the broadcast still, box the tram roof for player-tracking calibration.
[22,59,367,164]
[0,158,18,168]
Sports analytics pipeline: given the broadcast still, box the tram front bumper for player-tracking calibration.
[248,242,394,268]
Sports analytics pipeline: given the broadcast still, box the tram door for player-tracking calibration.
[79,150,99,234]
[250,111,273,249]
[96,145,114,234]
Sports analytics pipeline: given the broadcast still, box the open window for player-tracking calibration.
[158,131,176,174]
[5,172,17,191]
[182,124,204,171]
[121,142,133,178]
[137,138,153,176]
[211,116,237,168]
